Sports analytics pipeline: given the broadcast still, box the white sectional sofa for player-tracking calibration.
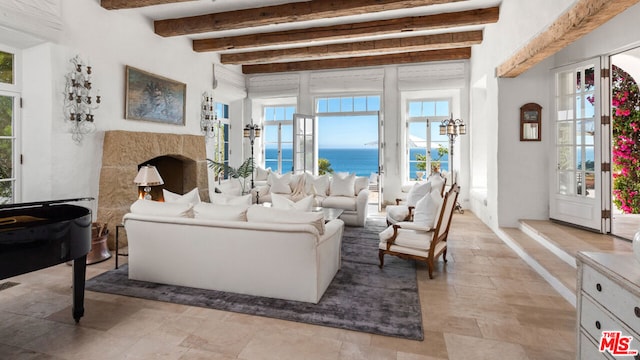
[252,172,370,227]
[123,201,345,303]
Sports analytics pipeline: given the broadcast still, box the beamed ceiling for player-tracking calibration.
[100,0,640,76]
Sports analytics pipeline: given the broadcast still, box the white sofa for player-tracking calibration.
[252,172,370,227]
[123,202,345,303]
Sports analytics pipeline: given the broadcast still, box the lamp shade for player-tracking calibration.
[133,165,164,186]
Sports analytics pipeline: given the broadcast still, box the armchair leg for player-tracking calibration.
[443,248,448,263]
[378,250,385,268]
[427,259,434,279]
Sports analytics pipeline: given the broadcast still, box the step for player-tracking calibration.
[496,226,577,307]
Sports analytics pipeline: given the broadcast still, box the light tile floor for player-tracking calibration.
[0,211,577,360]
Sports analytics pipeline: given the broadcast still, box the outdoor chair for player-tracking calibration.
[379,184,460,279]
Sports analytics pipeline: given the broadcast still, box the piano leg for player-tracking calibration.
[72,255,87,323]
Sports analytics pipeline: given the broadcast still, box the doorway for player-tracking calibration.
[610,48,640,240]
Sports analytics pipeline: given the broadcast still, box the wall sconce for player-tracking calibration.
[133,165,164,200]
[63,55,101,144]
[201,91,218,139]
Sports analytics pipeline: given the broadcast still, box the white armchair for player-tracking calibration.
[379,184,460,279]
[386,173,446,225]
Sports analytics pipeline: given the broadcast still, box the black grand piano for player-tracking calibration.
[0,198,93,323]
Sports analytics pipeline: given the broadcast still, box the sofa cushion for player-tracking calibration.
[163,188,201,205]
[330,173,356,197]
[323,196,357,211]
[269,172,292,194]
[209,193,252,206]
[406,182,432,207]
[130,199,194,218]
[193,202,248,221]
[272,193,314,211]
[246,205,325,235]
[413,192,443,228]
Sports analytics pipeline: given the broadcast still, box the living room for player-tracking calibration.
[2,0,640,358]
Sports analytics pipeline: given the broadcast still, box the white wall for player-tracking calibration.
[469,0,578,229]
[8,0,246,213]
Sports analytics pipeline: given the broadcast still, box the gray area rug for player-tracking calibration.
[85,219,423,340]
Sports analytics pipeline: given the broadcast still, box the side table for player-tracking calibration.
[115,224,128,269]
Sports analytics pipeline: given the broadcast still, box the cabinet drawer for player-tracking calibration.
[582,264,640,332]
[579,332,611,360]
[580,294,633,344]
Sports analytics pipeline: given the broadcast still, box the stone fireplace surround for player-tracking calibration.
[97,130,209,249]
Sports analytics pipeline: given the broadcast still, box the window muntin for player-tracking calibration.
[316,95,380,113]
[0,94,15,204]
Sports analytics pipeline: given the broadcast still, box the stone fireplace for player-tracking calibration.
[97,130,209,249]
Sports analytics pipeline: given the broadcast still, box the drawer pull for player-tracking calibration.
[595,321,601,330]
[635,306,640,318]
[596,283,602,292]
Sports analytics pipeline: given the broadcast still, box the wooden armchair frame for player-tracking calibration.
[379,184,460,279]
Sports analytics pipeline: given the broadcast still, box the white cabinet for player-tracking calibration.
[576,252,640,360]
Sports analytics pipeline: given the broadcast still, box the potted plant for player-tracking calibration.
[415,144,448,175]
[207,157,255,195]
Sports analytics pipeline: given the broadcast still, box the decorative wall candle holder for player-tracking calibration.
[63,55,101,144]
[201,91,218,139]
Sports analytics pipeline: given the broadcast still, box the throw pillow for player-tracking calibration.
[209,193,252,206]
[304,173,330,196]
[268,172,292,194]
[427,174,446,196]
[271,193,314,211]
[246,205,325,235]
[255,166,271,182]
[193,203,248,221]
[330,173,356,197]
[130,199,194,218]
[413,192,444,229]
[406,182,432,207]
[213,180,242,196]
[163,188,201,205]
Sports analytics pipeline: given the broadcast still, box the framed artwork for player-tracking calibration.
[520,102,542,141]
[125,66,186,125]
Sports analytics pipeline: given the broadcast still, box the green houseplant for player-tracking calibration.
[207,157,255,195]
[415,144,448,177]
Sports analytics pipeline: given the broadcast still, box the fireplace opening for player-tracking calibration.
[138,155,198,200]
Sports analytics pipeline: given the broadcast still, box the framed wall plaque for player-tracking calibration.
[520,102,542,141]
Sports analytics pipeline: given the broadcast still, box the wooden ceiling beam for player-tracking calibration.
[155,0,466,37]
[221,31,482,65]
[194,7,499,52]
[497,0,640,78]
[101,0,195,10]
[242,47,471,74]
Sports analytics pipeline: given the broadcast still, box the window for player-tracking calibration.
[406,99,451,181]
[0,48,17,204]
[0,50,14,85]
[211,103,230,180]
[316,95,380,113]
[263,105,295,173]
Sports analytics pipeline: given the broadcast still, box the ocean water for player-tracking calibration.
[265,148,449,178]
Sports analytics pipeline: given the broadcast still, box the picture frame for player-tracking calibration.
[125,66,186,125]
[520,102,542,141]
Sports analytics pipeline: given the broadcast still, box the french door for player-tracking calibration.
[550,58,609,232]
[292,113,316,174]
